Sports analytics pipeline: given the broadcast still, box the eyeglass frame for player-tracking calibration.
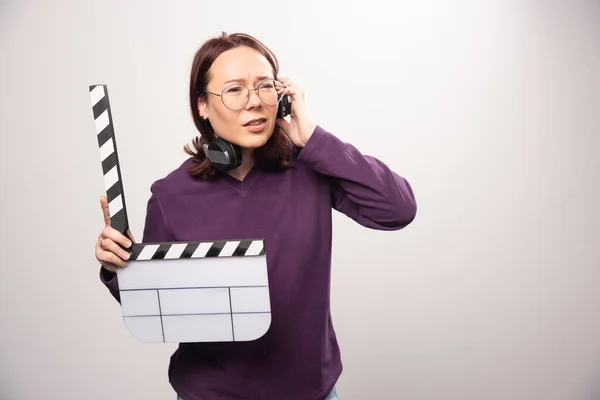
[203,79,287,111]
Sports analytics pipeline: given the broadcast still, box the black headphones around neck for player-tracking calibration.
[202,94,292,172]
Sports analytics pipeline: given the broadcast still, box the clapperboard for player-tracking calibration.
[89,84,271,343]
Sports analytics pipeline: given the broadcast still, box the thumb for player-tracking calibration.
[276,116,290,134]
[100,195,111,227]
[126,228,136,244]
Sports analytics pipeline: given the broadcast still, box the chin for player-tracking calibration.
[238,126,275,148]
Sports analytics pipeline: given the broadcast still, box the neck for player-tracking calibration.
[227,147,254,181]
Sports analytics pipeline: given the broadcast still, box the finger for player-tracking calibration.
[277,78,299,89]
[276,77,304,100]
[102,226,133,249]
[101,238,132,262]
[278,77,299,87]
[102,257,125,271]
[100,248,129,268]
[108,252,129,268]
[276,116,291,131]
[282,85,304,102]
[100,195,111,227]
[96,246,126,270]
[96,236,129,271]
[277,78,301,93]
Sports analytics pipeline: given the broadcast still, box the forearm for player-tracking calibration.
[298,125,417,229]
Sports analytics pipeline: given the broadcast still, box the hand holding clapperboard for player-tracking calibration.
[89,84,272,343]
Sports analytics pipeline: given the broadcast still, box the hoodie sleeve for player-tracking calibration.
[297,125,417,230]
[99,181,175,303]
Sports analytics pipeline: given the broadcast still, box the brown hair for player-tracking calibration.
[184,32,293,179]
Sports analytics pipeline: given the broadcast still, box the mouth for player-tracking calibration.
[243,117,267,127]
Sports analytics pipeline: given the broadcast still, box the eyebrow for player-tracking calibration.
[224,76,273,85]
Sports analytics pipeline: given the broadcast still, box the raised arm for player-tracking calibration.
[98,182,174,303]
[298,125,417,230]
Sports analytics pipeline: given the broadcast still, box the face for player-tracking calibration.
[199,46,279,149]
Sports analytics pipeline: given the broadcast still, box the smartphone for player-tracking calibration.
[277,94,292,118]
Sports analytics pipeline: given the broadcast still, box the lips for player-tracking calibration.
[243,117,267,126]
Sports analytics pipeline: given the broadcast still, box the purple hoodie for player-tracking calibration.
[100,125,417,400]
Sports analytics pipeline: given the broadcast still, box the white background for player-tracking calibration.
[1,0,599,399]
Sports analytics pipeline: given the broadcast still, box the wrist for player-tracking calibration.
[298,119,317,148]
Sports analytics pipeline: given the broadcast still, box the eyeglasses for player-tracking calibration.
[205,79,285,110]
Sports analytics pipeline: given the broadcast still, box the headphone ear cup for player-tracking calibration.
[218,138,242,169]
[203,137,242,172]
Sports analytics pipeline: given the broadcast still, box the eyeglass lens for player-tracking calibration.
[221,80,284,109]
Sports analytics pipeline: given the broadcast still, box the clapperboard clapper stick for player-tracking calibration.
[89,84,271,343]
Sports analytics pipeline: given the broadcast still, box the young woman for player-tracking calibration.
[95,32,417,400]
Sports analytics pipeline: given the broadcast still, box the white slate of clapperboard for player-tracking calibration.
[89,83,272,343]
[117,251,271,343]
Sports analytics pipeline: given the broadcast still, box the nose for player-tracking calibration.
[246,88,262,109]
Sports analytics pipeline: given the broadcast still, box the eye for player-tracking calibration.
[259,81,276,90]
[224,84,245,94]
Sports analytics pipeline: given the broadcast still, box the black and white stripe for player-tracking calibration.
[130,239,266,260]
[89,84,130,237]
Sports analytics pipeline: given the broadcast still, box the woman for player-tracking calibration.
[95,32,417,400]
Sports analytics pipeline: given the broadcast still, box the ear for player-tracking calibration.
[197,97,208,120]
